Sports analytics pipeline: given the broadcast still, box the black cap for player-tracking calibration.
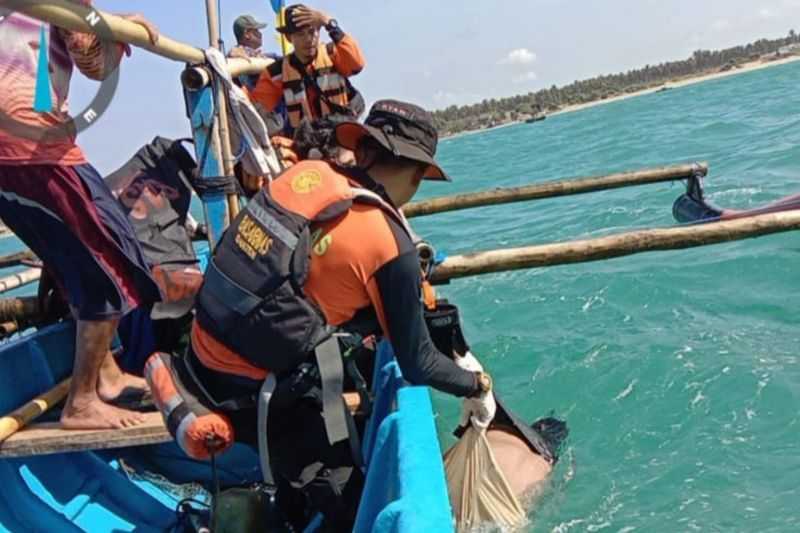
[335,100,451,181]
[276,4,307,35]
[233,15,267,41]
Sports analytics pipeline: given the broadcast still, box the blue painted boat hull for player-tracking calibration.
[0,323,453,532]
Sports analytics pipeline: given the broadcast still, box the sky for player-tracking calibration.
[61,0,800,173]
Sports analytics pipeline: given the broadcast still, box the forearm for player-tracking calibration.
[330,33,365,76]
[59,29,123,81]
[397,335,479,397]
[372,251,477,397]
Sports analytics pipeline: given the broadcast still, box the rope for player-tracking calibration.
[192,176,242,197]
[118,458,209,503]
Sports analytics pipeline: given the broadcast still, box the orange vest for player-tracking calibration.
[193,161,410,377]
[282,46,350,129]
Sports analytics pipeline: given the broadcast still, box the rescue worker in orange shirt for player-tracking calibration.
[245,3,365,178]
[179,100,495,530]
[250,3,365,135]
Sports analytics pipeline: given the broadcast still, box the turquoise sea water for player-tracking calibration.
[2,61,799,532]
[422,61,800,532]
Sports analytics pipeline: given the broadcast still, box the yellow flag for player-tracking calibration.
[274,8,293,55]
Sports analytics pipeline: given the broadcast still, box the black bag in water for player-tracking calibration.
[424,299,470,357]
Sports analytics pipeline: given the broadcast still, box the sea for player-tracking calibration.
[2,60,799,532]
[421,60,800,532]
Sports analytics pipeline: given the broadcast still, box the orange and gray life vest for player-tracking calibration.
[195,162,410,374]
[282,46,350,130]
[193,162,412,460]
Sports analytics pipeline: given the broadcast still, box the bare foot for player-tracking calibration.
[97,371,149,403]
[61,397,146,430]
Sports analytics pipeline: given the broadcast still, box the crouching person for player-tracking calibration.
[148,100,493,531]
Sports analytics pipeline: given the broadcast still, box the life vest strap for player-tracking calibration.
[257,374,278,486]
[183,346,257,412]
[315,336,350,445]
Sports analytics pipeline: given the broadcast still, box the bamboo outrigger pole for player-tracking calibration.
[204,0,240,220]
[0,297,40,324]
[429,210,800,283]
[0,250,37,269]
[3,0,272,77]
[0,268,41,295]
[0,379,70,443]
[403,163,708,218]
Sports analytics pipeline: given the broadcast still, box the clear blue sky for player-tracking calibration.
[71,0,800,173]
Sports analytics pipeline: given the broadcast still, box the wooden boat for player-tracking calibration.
[5,5,800,531]
[525,114,547,123]
[0,317,452,532]
[0,3,454,532]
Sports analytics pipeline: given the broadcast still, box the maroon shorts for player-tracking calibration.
[0,163,161,320]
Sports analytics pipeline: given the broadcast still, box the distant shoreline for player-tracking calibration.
[442,55,800,141]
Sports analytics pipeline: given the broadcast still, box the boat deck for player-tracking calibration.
[0,412,171,459]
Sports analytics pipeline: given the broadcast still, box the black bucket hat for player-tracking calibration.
[335,99,451,181]
[275,4,307,35]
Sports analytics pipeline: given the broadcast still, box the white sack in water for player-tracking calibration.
[444,426,526,531]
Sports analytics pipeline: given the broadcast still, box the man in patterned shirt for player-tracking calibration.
[0,3,163,430]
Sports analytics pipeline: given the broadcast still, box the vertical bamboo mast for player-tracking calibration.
[205,0,240,220]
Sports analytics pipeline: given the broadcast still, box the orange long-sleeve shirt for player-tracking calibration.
[249,33,365,116]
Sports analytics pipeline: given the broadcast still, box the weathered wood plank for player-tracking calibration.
[0,393,363,458]
[0,412,171,458]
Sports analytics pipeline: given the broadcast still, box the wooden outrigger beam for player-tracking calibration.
[0,267,41,295]
[0,296,40,323]
[403,162,708,218]
[0,250,37,269]
[0,394,363,458]
[430,209,800,283]
[3,0,272,77]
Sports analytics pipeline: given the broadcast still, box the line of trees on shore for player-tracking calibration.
[433,31,800,137]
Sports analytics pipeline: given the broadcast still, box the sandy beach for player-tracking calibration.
[443,54,800,140]
[551,55,800,118]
